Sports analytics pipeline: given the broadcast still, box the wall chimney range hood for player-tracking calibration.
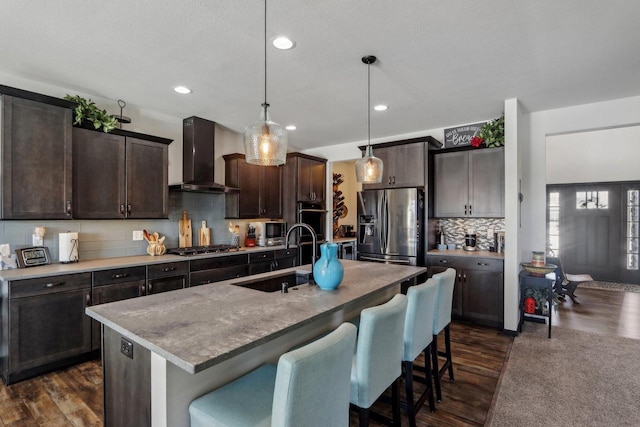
[169,116,239,194]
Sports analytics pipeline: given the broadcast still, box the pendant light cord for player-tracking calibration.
[264,0,268,108]
[367,61,371,148]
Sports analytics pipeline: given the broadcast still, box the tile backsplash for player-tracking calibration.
[437,217,505,251]
[0,192,255,262]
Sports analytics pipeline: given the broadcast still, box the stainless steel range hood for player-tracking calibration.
[169,116,239,194]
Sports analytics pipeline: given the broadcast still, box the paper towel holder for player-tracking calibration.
[59,232,79,263]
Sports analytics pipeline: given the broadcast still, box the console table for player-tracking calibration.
[518,270,554,338]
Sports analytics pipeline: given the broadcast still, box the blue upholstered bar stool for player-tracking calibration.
[402,278,438,427]
[189,322,357,427]
[431,268,456,402]
[350,293,408,427]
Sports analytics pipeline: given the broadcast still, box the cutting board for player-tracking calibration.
[198,221,211,246]
[179,210,192,247]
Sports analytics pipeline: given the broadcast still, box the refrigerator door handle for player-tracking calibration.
[378,191,385,252]
[384,190,390,253]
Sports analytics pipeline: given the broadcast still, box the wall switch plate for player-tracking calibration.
[121,338,133,359]
[132,230,144,241]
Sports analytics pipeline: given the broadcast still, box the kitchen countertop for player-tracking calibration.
[86,260,426,374]
[427,249,504,258]
[0,245,293,281]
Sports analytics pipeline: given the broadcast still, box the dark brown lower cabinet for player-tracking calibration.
[1,273,92,384]
[91,266,147,351]
[248,248,298,275]
[427,255,504,328]
[91,281,146,350]
[147,261,188,294]
[189,253,250,286]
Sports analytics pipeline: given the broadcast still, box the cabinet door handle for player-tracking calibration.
[148,283,153,293]
[66,200,72,216]
[392,176,396,185]
[112,273,129,279]
[127,204,132,215]
[464,204,468,215]
[469,204,472,215]
[162,267,176,272]
[45,281,65,288]
[197,280,211,286]
[86,293,91,306]
[120,204,126,215]
[439,260,448,264]
[477,262,489,266]
[140,285,146,296]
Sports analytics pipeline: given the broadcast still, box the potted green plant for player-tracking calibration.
[64,94,118,133]
[470,115,505,148]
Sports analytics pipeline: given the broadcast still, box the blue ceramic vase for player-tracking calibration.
[313,243,344,290]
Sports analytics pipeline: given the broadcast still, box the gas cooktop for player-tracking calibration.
[166,245,238,256]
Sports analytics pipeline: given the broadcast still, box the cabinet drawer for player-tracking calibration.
[426,255,457,268]
[274,248,297,259]
[189,254,249,272]
[465,258,504,272]
[94,266,146,286]
[427,255,503,272]
[249,251,274,263]
[190,265,250,287]
[147,261,188,279]
[9,273,91,299]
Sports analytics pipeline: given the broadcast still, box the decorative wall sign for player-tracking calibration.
[443,121,487,149]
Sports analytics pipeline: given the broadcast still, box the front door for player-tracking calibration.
[548,183,622,281]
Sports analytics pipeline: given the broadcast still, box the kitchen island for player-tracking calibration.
[86,260,426,427]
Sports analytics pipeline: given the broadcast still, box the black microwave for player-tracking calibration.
[264,221,286,246]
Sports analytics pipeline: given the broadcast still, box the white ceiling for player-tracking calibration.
[2,0,640,150]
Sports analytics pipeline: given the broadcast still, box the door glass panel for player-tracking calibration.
[547,191,560,256]
[627,190,639,270]
[576,191,609,209]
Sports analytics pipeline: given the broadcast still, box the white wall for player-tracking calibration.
[520,95,640,265]
[546,125,640,184]
[503,98,522,332]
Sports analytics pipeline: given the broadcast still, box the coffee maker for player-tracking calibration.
[464,230,477,251]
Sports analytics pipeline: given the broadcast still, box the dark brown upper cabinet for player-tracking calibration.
[361,141,425,190]
[0,94,74,219]
[224,153,283,219]
[73,127,170,219]
[434,147,504,218]
[283,153,327,203]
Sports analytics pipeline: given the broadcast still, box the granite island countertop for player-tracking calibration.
[86,260,426,374]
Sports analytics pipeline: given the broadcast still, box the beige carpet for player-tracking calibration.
[488,323,640,427]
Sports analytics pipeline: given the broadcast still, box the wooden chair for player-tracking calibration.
[547,256,593,304]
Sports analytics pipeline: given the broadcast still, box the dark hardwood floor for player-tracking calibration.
[3,285,636,427]
[554,286,640,340]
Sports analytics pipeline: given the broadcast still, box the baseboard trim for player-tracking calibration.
[502,328,519,337]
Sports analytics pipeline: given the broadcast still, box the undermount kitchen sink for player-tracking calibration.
[231,271,312,293]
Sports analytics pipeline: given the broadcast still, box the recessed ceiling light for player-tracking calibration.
[374,105,388,111]
[272,36,295,50]
[286,125,297,131]
[174,86,192,94]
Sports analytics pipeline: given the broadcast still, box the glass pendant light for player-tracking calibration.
[355,55,383,183]
[244,0,287,166]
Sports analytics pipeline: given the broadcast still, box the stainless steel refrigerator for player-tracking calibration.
[357,188,424,266]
